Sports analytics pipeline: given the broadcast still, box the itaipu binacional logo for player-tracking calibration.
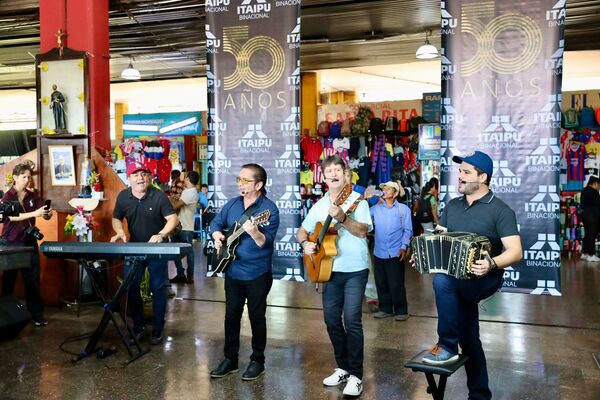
[206,65,222,94]
[223,25,284,90]
[439,139,462,173]
[237,0,271,20]
[206,144,231,174]
[460,2,542,76]
[287,17,300,49]
[205,24,221,53]
[207,184,228,211]
[533,94,562,129]
[238,124,272,153]
[440,97,465,129]
[524,185,560,219]
[275,227,302,258]
[276,185,302,215]
[207,107,227,135]
[501,267,520,288]
[524,233,561,269]
[545,39,564,74]
[441,1,458,34]
[526,138,560,172]
[478,115,522,149]
[280,106,300,136]
[206,0,230,13]
[490,160,521,193]
[275,144,300,174]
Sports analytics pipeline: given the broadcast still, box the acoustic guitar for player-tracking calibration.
[304,184,353,282]
[213,210,271,274]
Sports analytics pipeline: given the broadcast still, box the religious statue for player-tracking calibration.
[50,84,66,131]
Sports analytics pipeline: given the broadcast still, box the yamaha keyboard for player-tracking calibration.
[40,241,192,261]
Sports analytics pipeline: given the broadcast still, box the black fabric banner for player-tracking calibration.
[441,0,565,295]
[205,1,303,280]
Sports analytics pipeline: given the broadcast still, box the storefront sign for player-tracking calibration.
[123,112,202,137]
[418,124,441,160]
[422,92,441,123]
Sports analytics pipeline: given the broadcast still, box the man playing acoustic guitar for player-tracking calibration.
[296,155,373,397]
[209,164,280,381]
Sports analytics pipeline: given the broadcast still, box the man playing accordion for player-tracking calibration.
[413,151,522,400]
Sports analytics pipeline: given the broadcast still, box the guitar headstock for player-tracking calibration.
[251,210,271,227]
[334,184,353,206]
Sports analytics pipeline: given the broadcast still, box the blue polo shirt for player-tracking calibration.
[440,191,519,257]
[209,194,280,280]
[370,200,413,259]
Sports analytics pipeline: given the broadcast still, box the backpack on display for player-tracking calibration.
[369,117,383,136]
[352,106,373,136]
[384,116,398,133]
[317,121,330,137]
[329,121,342,138]
[415,195,433,223]
[341,118,353,137]
[562,108,578,129]
[579,106,596,128]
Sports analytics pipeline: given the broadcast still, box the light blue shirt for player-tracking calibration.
[302,191,373,272]
[370,200,413,259]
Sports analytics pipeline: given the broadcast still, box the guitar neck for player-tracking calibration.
[316,215,333,245]
[226,224,246,245]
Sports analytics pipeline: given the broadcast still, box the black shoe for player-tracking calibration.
[33,318,48,327]
[242,361,265,381]
[150,329,164,345]
[210,358,239,378]
[169,275,186,284]
[185,276,194,284]
[128,327,146,346]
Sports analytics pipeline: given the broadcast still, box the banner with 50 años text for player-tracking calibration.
[441,0,565,295]
[205,0,303,280]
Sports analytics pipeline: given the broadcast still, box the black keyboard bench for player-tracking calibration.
[404,350,469,400]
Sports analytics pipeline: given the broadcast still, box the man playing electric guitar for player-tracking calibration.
[209,164,280,381]
[296,155,373,397]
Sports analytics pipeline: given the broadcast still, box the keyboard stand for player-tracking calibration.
[73,257,150,365]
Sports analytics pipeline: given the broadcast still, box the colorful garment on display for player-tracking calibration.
[565,143,587,181]
[300,169,314,185]
[300,136,323,164]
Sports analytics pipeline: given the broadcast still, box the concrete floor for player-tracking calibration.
[1,249,599,400]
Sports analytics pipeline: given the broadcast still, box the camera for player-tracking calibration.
[25,226,44,241]
[0,200,19,223]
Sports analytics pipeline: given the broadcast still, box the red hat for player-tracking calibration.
[126,162,150,177]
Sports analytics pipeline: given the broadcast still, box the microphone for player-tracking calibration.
[325,177,339,182]
[459,180,480,184]
[241,190,247,195]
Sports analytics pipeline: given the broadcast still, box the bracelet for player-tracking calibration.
[339,214,347,224]
[300,239,308,248]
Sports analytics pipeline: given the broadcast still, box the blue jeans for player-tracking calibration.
[125,259,168,331]
[433,272,503,400]
[322,269,368,379]
[174,230,195,278]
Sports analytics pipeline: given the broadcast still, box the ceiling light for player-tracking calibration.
[121,60,141,80]
[416,31,438,59]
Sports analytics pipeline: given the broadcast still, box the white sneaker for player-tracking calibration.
[588,255,600,262]
[342,375,363,396]
[323,368,349,386]
[581,254,590,261]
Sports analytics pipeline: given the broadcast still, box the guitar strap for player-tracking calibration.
[238,202,260,226]
[333,197,363,232]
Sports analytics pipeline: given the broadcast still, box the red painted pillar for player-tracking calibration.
[40,0,110,152]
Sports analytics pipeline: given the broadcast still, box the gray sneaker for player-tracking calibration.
[373,311,392,319]
[394,314,409,321]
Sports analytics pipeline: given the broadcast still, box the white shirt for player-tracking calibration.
[178,187,198,231]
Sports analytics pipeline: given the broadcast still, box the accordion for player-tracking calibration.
[411,232,492,279]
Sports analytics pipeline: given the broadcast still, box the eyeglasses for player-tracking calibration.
[236,177,256,185]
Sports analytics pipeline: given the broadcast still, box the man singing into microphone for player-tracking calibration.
[297,155,373,397]
[418,151,522,400]
[209,164,279,381]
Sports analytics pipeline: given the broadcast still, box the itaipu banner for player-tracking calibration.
[441,0,565,295]
[205,1,303,280]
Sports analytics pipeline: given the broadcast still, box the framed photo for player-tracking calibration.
[48,145,76,186]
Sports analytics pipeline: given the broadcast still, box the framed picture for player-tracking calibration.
[48,145,76,186]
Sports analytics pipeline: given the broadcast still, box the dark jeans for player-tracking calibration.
[224,272,273,364]
[1,243,44,320]
[582,211,599,255]
[125,259,168,331]
[373,256,407,315]
[433,272,503,400]
[322,269,368,379]
[174,230,195,278]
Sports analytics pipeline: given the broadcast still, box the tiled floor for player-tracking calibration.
[1,248,599,400]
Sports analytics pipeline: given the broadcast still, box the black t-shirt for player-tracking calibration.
[580,186,600,215]
[440,191,519,257]
[113,186,175,242]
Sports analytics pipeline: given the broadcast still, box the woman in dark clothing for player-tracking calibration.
[580,176,600,262]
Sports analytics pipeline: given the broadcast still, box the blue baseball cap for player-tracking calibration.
[452,151,493,178]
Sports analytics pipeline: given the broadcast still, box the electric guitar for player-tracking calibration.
[213,210,271,274]
[304,184,353,282]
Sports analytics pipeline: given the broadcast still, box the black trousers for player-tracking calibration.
[582,211,600,255]
[1,244,44,320]
[373,256,408,315]
[224,272,273,364]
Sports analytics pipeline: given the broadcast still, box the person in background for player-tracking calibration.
[413,182,439,233]
[428,176,440,201]
[370,181,412,321]
[1,162,53,326]
[169,171,200,283]
[580,175,600,262]
[168,169,183,196]
[198,183,209,211]
[111,162,179,345]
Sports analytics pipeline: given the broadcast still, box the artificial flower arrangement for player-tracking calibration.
[88,171,103,192]
[5,172,13,190]
[64,206,98,237]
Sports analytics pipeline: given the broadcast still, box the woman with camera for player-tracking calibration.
[1,162,53,326]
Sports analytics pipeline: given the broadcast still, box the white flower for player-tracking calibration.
[73,214,89,235]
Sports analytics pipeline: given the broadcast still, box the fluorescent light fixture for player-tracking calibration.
[122,124,158,132]
[159,117,198,134]
[416,31,438,59]
[121,61,141,80]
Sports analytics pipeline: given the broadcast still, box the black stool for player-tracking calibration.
[405,350,468,400]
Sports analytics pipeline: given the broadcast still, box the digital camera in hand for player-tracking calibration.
[0,201,19,222]
[25,226,44,240]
